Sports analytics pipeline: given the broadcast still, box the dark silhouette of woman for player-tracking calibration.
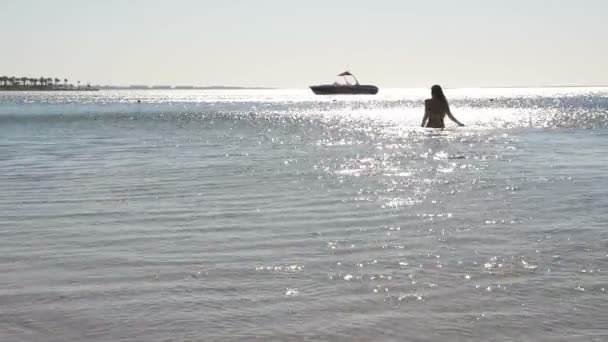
[421,85,464,128]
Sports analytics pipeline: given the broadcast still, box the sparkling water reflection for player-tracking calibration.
[0,88,607,341]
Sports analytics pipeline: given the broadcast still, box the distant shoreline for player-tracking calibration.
[0,76,97,91]
[0,87,99,92]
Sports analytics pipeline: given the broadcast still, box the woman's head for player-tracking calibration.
[431,84,449,109]
[431,85,445,100]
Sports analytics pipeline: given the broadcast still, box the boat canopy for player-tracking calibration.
[337,71,359,85]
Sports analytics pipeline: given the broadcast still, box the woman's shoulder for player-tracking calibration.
[424,98,433,106]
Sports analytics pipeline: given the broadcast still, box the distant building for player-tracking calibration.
[129,85,149,89]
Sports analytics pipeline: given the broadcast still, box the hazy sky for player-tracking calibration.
[2,0,607,87]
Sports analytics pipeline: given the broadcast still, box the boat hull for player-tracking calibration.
[309,84,379,95]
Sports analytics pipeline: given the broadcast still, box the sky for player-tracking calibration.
[2,0,607,88]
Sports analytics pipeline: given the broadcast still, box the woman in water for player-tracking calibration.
[421,85,465,128]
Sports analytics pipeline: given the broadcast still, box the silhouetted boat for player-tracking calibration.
[310,71,379,95]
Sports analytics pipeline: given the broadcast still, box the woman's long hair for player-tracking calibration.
[431,85,450,113]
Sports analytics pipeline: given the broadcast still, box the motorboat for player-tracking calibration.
[309,71,379,95]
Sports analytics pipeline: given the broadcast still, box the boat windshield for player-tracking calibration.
[337,71,359,85]
[330,72,357,85]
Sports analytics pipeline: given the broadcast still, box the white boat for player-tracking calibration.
[309,71,379,95]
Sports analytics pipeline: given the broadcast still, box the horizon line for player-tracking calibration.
[93,84,608,90]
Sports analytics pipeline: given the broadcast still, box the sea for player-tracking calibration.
[1,88,607,341]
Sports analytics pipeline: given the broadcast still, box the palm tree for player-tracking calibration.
[21,77,28,87]
[0,76,7,87]
[9,77,16,87]
[46,78,53,88]
[64,78,68,86]
[77,80,81,89]
[54,78,61,88]
[39,77,46,87]
[30,78,38,87]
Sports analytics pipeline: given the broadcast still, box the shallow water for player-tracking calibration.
[1,88,607,341]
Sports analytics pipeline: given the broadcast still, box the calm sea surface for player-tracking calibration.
[1,88,607,341]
